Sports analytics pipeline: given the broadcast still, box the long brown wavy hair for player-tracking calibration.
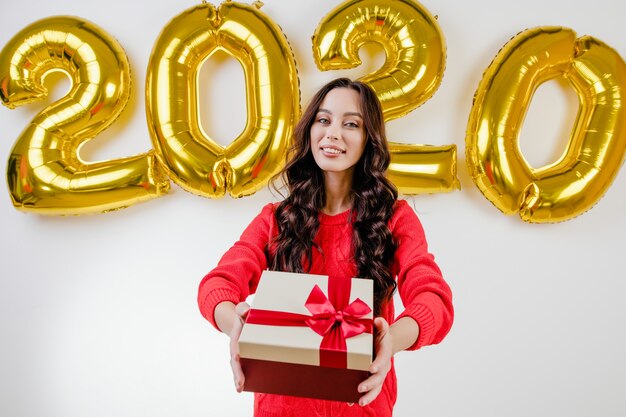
[270,78,398,311]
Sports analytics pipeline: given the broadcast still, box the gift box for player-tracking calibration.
[238,270,373,403]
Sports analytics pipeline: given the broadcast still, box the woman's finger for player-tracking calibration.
[231,353,245,392]
[358,382,383,407]
[235,301,250,320]
[229,302,251,392]
[373,317,389,341]
[371,317,392,372]
[357,316,393,406]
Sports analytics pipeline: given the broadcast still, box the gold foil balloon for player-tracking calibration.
[313,0,445,120]
[146,1,300,198]
[466,27,626,223]
[0,16,169,215]
[312,0,458,194]
[388,143,457,194]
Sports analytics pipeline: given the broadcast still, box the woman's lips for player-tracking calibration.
[320,145,346,156]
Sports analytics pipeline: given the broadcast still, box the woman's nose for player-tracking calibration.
[325,124,340,140]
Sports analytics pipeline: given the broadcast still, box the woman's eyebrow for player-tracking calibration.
[317,108,363,118]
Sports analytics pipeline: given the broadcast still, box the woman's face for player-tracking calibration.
[309,87,367,176]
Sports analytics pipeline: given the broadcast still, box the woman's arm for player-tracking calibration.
[198,205,274,392]
[214,301,237,334]
[389,316,420,355]
[356,316,419,406]
[392,200,454,350]
[198,203,274,328]
[215,301,251,392]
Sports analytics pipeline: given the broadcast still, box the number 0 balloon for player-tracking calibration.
[146,1,300,198]
[466,27,626,222]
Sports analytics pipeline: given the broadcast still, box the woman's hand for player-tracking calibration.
[357,317,393,407]
[229,301,250,393]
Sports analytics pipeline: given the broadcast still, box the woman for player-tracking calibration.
[198,78,454,416]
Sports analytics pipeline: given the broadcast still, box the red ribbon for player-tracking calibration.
[245,277,372,369]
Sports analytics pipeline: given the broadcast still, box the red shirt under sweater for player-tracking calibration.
[198,200,454,417]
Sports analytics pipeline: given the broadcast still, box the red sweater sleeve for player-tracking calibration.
[197,203,275,329]
[391,200,454,350]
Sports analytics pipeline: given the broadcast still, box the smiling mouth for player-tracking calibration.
[320,147,345,154]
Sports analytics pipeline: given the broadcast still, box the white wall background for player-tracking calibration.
[1,0,625,416]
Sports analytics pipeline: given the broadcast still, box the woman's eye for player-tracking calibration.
[317,117,329,124]
[345,121,359,128]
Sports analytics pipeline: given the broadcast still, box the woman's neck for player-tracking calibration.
[322,171,353,215]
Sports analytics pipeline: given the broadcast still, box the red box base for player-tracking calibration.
[240,357,368,403]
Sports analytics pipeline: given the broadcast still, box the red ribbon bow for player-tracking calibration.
[245,278,372,368]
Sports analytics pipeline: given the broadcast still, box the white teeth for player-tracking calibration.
[321,147,343,154]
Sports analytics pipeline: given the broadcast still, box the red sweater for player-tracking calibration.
[198,200,454,417]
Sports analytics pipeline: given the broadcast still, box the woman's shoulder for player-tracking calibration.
[239,202,280,240]
[254,202,279,224]
[261,201,279,213]
[391,199,413,218]
[390,199,423,230]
